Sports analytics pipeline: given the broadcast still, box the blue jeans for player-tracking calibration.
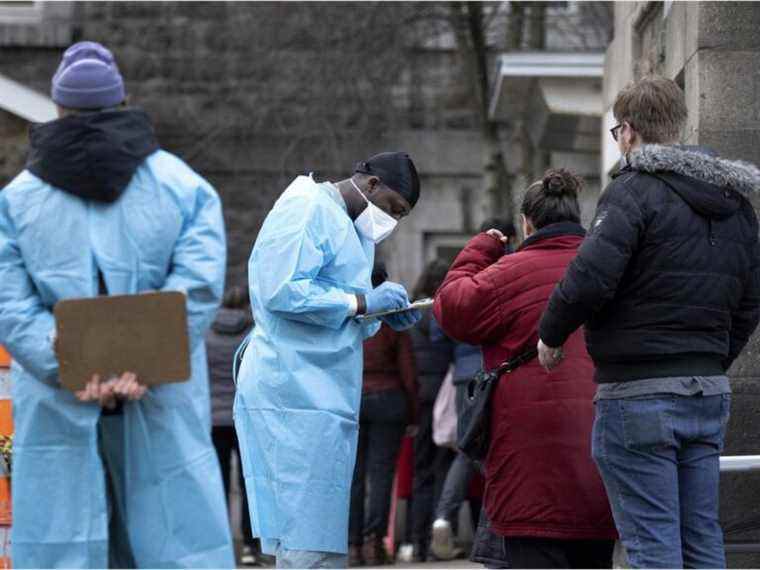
[436,384,480,524]
[592,394,730,569]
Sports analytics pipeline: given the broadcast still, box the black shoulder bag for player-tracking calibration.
[457,348,538,461]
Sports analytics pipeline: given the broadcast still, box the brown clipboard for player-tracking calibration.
[54,291,191,392]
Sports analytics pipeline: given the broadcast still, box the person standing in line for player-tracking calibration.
[406,259,456,562]
[235,153,422,569]
[430,218,518,562]
[207,286,264,567]
[0,41,234,568]
[348,262,419,567]
[538,76,760,569]
[435,170,618,568]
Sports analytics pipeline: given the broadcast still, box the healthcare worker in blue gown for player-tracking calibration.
[0,42,235,568]
[235,152,422,568]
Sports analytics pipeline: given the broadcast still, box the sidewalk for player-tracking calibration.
[367,560,478,570]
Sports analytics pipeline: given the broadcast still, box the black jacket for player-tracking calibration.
[206,307,253,426]
[540,145,760,383]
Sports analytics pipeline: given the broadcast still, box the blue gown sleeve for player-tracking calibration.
[256,218,356,331]
[161,178,227,349]
[0,194,59,384]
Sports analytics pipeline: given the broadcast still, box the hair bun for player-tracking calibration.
[542,168,582,198]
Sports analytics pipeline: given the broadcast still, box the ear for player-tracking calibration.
[521,214,534,238]
[365,176,381,194]
[623,121,638,147]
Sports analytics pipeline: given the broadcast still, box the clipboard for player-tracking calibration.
[356,298,434,321]
[54,291,191,392]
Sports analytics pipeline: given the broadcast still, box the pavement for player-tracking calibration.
[241,553,479,569]
[242,555,479,569]
[366,560,478,569]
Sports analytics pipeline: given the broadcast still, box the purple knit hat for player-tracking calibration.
[51,41,125,110]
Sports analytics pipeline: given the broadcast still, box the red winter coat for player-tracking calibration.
[434,223,617,541]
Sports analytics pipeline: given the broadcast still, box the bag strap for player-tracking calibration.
[492,347,538,376]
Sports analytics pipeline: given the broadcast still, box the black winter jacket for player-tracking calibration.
[540,145,760,383]
[206,307,253,426]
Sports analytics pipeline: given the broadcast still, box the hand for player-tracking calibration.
[486,229,508,244]
[537,339,564,371]
[111,372,148,401]
[381,308,422,331]
[406,424,419,437]
[75,374,103,403]
[365,281,409,314]
[98,377,119,410]
[75,372,147,406]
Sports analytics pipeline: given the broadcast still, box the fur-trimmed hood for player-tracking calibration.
[625,144,760,220]
[629,144,760,196]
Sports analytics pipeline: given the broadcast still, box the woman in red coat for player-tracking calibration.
[434,170,617,568]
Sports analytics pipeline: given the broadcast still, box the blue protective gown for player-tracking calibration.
[0,151,235,568]
[235,176,380,555]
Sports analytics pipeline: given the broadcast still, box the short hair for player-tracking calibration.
[479,217,517,237]
[413,258,450,299]
[613,75,687,143]
[521,169,583,230]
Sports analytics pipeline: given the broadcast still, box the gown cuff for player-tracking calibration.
[346,294,358,317]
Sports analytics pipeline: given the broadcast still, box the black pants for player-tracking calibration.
[349,389,407,545]
[504,537,615,569]
[410,401,456,550]
[211,424,254,546]
[98,415,137,569]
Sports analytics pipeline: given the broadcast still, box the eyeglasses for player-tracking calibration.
[610,123,622,142]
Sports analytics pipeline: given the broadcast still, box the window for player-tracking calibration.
[545,2,581,17]
[423,232,470,266]
[0,1,73,47]
[0,1,41,25]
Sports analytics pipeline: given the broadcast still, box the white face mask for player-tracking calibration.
[350,179,398,244]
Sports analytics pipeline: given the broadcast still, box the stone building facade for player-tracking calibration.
[0,1,611,292]
[604,2,760,566]
[0,2,484,291]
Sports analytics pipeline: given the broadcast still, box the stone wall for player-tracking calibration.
[0,2,615,291]
[0,2,492,291]
[0,2,498,285]
[605,2,760,566]
[0,111,26,182]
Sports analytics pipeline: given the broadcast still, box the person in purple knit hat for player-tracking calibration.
[1,41,235,568]
[51,41,126,110]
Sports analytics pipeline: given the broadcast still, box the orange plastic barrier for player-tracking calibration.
[0,347,12,568]
[0,401,10,443]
